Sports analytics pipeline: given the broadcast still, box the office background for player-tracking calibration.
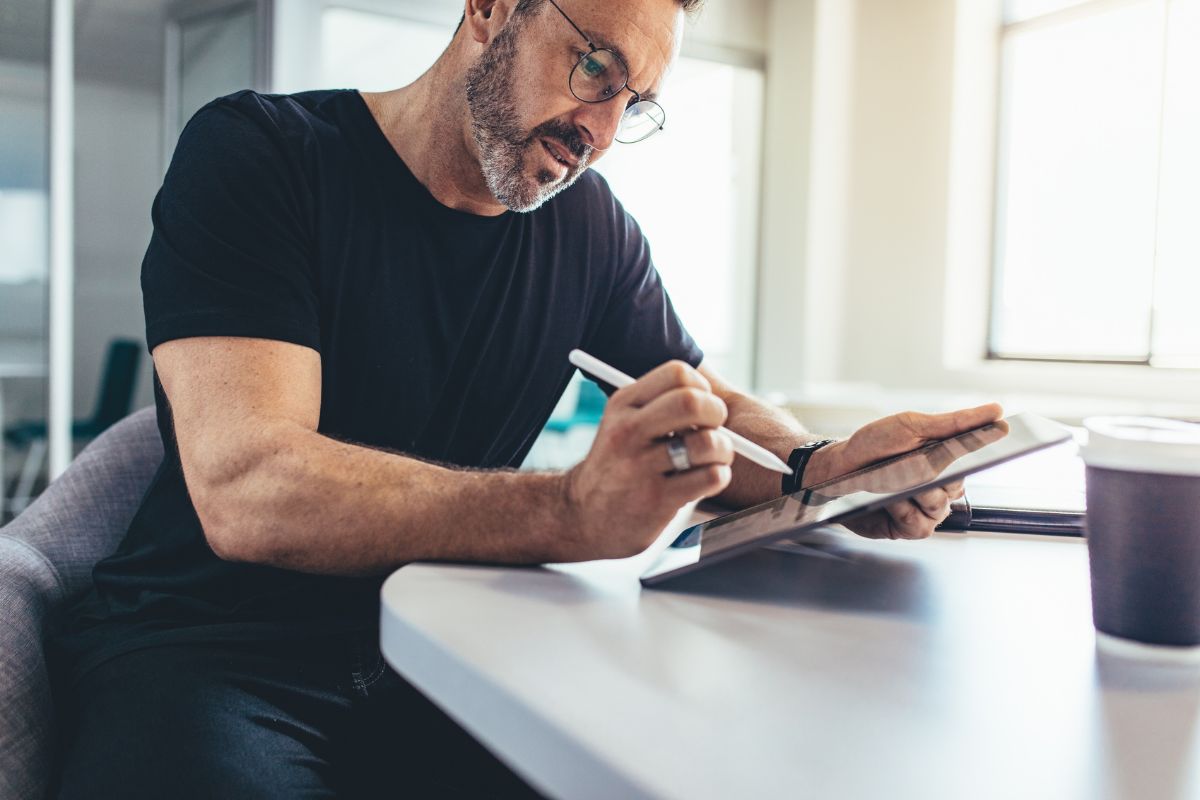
[1,0,1198,517]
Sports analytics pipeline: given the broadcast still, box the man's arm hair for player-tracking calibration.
[158,336,579,576]
[698,364,826,509]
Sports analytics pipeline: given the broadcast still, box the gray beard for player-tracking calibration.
[464,19,592,212]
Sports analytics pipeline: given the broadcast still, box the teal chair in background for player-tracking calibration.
[542,378,607,434]
[524,378,608,470]
[3,339,142,516]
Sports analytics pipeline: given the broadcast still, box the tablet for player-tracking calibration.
[639,412,1072,586]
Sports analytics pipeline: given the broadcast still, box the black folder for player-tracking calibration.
[938,439,1086,536]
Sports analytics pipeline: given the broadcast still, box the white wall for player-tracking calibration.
[757,0,958,400]
[756,0,846,392]
[682,0,767,61]
[837,0,958,390]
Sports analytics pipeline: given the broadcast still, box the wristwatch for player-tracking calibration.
[782,439,838,496]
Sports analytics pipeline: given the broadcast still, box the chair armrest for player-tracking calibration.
[1,406,162,602]
[0,539,61,799]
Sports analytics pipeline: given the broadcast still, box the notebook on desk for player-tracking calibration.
[939,437,1086,536]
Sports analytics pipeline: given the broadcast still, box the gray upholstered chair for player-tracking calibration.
[0,407,162,799]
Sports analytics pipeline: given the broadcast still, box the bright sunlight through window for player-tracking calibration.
[991,0,1200,367]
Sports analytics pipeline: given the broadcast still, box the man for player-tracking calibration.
[53,0,999,796]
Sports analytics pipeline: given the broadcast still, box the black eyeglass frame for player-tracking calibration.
[545,0,667,144]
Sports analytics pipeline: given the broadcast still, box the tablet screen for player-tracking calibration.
[640,412,1071,586]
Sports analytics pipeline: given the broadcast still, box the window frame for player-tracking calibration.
[592,52,766,389]
[985,0,1192,368]
[931,0,1200,410]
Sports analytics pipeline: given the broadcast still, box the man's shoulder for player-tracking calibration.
[537,168,649,282]
[547,168,625,227]
[562,167,615,202]
[191,89,355,139]
[170,89,366,187]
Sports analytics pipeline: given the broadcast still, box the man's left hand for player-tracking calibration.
[801,403,1004,540]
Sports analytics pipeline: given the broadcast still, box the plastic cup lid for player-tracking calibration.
[1081,416,1200,477]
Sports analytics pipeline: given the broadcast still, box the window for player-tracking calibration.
[990,0,1200,367]
[593,57,764,387]
[0,190,47,284]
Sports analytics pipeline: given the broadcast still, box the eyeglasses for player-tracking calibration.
[546,0,667,144]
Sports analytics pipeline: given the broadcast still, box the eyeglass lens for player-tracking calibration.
[570,49,665,144]
[570,49,625,101]
[616,100,665,144]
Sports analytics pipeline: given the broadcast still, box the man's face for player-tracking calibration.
[464,0,681,212]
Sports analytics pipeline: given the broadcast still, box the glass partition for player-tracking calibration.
[0,0,52,521]
[70,0,170,484]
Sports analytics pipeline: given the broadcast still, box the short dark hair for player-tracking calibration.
[456,0,704,34]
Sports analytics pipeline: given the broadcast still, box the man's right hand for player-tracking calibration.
[561,361,735,561]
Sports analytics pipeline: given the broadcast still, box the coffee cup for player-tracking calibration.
[1081,417,1200,659]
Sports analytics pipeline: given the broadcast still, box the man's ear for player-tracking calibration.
[462,0,516,45]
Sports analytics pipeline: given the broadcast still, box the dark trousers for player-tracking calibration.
[53,632,542,799]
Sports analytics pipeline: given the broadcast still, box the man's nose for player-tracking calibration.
[573,98,627,152]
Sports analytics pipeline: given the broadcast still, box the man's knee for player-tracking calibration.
[57,732,301,800]
[55,645,342,800]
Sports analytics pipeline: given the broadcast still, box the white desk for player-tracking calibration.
[0,340,48,519]
[380,514,1200,800]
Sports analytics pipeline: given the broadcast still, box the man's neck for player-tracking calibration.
[360,55,508,218]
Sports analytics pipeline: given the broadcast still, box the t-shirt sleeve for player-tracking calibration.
[141,93,320,353]
[584,187,703,386]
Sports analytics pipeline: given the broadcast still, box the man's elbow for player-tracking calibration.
[185,438,281,565]
[194,487,269,564]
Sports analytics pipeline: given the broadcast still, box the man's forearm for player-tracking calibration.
[194,422,577,576]
[714,393,842,509]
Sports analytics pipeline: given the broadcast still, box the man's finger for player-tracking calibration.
[901,403,1004,442]
[663,463,732,505]
[911,487,949,519]
[841,511,891,540]
[645,429,734,474]
[941,481,965,501]
[629,388,727,442]
[608,360,710,409]
[884,499,936,540]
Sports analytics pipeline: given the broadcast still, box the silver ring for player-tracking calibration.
[666,437,691,472]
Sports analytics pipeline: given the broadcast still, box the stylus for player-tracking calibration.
[568,349,794,476]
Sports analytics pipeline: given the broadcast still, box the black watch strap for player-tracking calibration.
[782,439,838,496]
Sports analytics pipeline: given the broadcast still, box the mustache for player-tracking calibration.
[528,119,592,162]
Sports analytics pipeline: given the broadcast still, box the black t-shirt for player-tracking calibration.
[56,89,701,676]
